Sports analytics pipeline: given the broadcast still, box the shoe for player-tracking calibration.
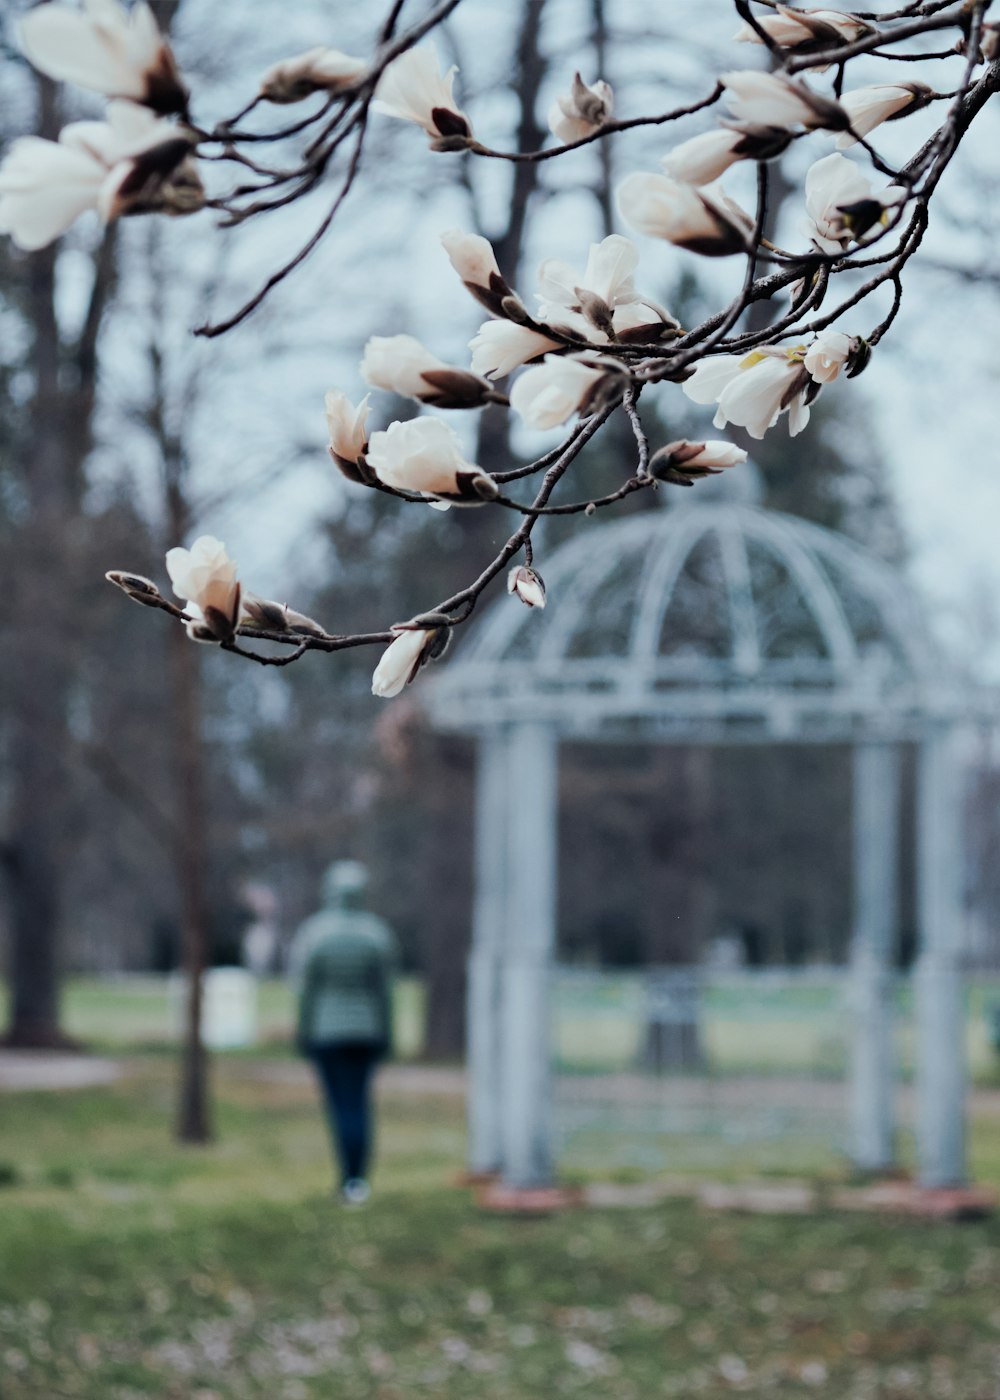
[342,1177,371,1205]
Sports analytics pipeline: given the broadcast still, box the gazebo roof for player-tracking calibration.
[429,495,959,743]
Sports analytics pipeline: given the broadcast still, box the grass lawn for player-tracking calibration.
[5,1058,1000,1398]
[15,974,1000,1080]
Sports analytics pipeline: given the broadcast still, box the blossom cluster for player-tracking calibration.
[0,0,200,248]
[8,2,991,695]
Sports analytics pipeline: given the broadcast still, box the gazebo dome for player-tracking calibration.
[431,493,948,741]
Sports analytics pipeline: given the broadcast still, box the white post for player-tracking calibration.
[499,721,559,1189]
[915,725,967,1188]
[466,730,510,1176]
[848,742,900,1172]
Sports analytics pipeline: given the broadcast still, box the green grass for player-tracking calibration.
[19,975,1000,1081]
[0,977,427,1059]
[5,1060,1000,1397]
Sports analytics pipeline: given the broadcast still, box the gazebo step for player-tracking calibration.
[475,1182,584,1213]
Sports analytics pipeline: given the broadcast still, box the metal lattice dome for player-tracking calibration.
[430,493,952,742]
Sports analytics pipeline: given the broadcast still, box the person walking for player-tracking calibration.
[292,861,398,1204]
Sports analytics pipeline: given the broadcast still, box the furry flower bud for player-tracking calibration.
[259,47,367,103]
[650,439,748,485]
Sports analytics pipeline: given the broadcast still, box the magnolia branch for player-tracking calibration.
[1,0,995,696]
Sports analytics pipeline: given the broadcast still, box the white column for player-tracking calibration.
[499,721,559,1189]
[915,725,967,1188]
[466,730,510,1176]
[848,742,900,1173]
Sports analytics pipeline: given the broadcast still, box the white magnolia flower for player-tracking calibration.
[509,354,613,431]
[361,334,449,396]
[617,172,750,256]
[804,152,903,251]
[722,70,847,132]
[440,228,519,317]
[361,333,490,408]
[20,0,187,114]
[441,228,500,290]
[836,82,933,147]
[0,133,110,250]
[0,101,197,249]
[661,129,746,186]
[469,320,561,380]
[371,625,446,698]
[650,437,747,484]
[535,296,677,348]
[537,233,640,316]
[373,44,471,144]
[548,72,613,144]
[260,47,367,103]
[530,235,679,344]
[508,565,546,609]
[805,152,872,251]
[683,351,812,440]
[660,125,792,186]
[803,329,857,383]
[165,535,242,639]
[734,6,871,50]
[365,417,496,502]
[325,389,371,479]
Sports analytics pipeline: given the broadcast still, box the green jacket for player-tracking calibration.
[292,910,397,1049]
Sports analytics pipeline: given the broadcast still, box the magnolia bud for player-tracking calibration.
[845,338,872,378]
[575,288,616,338]
[200,598,241,642]
[417,367,500,409]
[500,294,532,324]
[507,565,547,609]
[243,597,327,636]
[284,606,327,637]
[242,596,290,631]
[650,439,747,486]
[105,570,161,603]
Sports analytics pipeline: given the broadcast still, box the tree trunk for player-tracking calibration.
[591,0,615,238]
[3,645,72,1047]
[3,80,72,1049]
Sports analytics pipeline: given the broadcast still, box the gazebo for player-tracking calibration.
[427,475,972,1196]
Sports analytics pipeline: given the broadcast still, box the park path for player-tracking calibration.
[0,1050,121,1091]
[0,1052,462,1095]
[6,1052,1000,1122]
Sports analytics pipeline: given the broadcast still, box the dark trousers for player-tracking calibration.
[308,1041,383,1183]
